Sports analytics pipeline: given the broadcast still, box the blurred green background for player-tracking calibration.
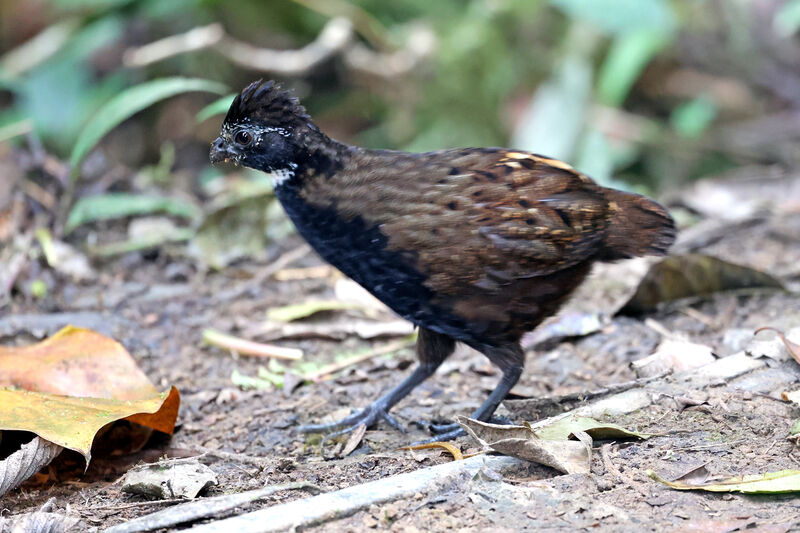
[2,0,800,195]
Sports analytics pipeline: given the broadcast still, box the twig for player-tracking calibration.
[600,444,649,497]
[82,498,187,513]
[124,19,351,75]
[123,17,434,80]
[101,482,321,533]
[202,328,303,360]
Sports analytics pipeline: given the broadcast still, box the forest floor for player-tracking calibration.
[3,168,800,532]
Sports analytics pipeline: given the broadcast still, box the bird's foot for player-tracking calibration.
[298,400,404,441]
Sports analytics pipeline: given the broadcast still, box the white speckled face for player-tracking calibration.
[212,120,300,182]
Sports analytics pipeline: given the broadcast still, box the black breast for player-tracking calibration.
[275,183,483,343]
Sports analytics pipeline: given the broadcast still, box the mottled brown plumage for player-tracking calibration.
[211,80,676,442]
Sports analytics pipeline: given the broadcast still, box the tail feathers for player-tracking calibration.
[600,189,676,261]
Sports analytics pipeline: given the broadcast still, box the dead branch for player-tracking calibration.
[123,17,435,79]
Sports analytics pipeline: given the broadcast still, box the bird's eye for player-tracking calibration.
[234,130,252,146]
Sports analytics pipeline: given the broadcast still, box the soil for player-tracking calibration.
[2,170,800,531]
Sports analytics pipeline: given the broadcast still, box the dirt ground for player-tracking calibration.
[2,170,800,531]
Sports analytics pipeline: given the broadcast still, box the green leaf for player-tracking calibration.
[267,300,365,323]
[670,95,718,139]
[0,118,32,143]
[534,416,649,441]
[775,0,800,37]
[69,77,227,178]
[196,93,237,123]
[648,469,800,494]
[231,369,275,391]
[550,0,676,35]
[511,56,592,161]
[65,193,202,234]
[87,228,194,257]
[597,29,670,106]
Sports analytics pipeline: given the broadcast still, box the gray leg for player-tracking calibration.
[420,343,524,442]
[298,328,455,438]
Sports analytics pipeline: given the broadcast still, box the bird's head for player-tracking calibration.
[210,80,313,179]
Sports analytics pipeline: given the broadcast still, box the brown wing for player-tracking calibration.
[301,147,611,296]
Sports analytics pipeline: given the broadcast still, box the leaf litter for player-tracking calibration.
[0,326,179,494]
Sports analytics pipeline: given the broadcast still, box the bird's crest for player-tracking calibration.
[224,80,310,129]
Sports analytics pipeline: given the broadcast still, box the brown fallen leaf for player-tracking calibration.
[0,387,178,461]
[0,326,180,493]
[754,327,800,365]
[619,254,784,315]
[456,416,591,474]
[0,325,176,406]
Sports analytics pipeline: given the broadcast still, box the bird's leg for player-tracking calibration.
[421,343,524,442]
[298,329,455,439]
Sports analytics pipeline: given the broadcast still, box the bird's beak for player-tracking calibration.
[210,137,235,164]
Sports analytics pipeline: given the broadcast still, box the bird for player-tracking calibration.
[210,80,676,442]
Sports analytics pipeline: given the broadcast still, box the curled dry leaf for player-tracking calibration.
[647,468,800,493]
[631,339,715,378]
[457,414,648,474]
[0,437,63,497]
[456,416,591,474]
[619,254,784,315]
[755,327,800,365]
[533,415,651,441]
[0,326,177,404]
[0,388,178,463]
[0,326,179,475]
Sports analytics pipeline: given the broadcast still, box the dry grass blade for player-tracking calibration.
[202,328,303,360]
[401,442,464,461]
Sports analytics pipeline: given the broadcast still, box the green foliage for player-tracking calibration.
[65,193,202,234]
[671,95,718,139]
[196,94,237,123]
[596,29,670,107]
[0,0,783,198]
[69,77,228,179]
[550,0,676,34]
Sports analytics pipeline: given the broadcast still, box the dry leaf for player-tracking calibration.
[631,339,715,378]
[619,254,784,315]
[0,326,179,476]
[456,416,591,474]
[0,325,175,403]
[755,327,800,365]
[533,415,650,441]
[0,387,178,461]
[648,468,800,493]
